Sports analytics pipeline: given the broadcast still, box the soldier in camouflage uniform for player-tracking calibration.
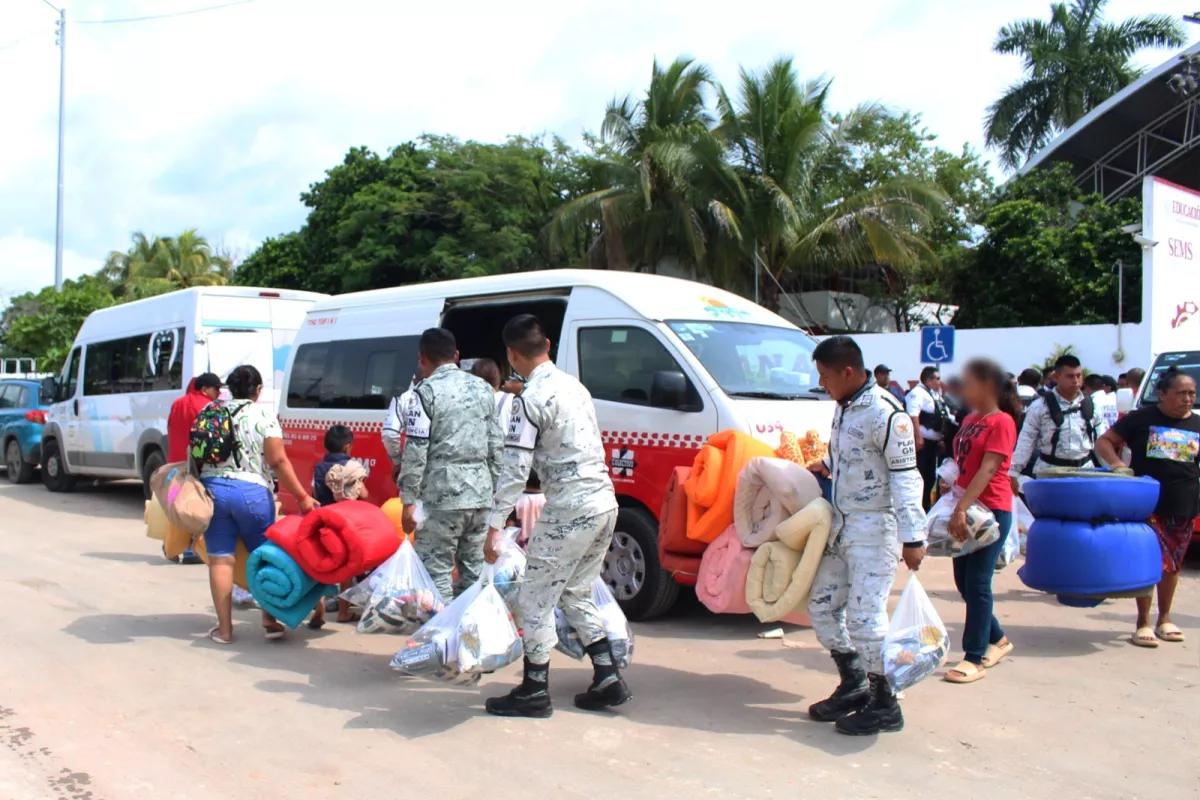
[807,336,927,737]
[482,314,628,719]
[399,329,503,601]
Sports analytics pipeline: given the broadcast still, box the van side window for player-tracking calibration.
[58,348,81,402]
[287,336,420,410]
[83,333,181,396]
[149,328,186,392]
[578,326,695,408]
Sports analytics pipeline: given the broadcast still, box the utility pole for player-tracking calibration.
[53,4,66,292]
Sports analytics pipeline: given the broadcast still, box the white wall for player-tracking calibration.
[836,322,1151,385]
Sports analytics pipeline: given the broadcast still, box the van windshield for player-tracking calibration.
[1141,351,1200,408]
[666,320,819,399]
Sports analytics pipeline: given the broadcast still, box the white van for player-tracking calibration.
[278,269,834,619]
[41,286,325,496]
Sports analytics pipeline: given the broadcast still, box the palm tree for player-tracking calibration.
[707,59,949,311]
[101,229,230,296]
[101,232,171,295]
[549,56,717,272]
[985,0,1185,170]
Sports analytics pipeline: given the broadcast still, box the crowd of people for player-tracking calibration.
[160,324,1195,733]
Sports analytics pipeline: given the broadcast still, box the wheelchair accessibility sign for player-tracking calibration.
[920,326,954,364]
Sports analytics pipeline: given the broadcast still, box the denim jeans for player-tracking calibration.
[201,477,274,557]
[952,508,1012,664]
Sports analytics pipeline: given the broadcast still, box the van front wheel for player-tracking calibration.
[41,440,75,493]
[603,507,679,621]
[141,449,165,500]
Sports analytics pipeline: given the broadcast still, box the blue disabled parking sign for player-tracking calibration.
[920,326,954,364]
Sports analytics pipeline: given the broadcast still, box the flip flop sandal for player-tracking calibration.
[982,641,1014,668]
[944,660,987,684]
[1156,623,1185,643]
[307,617,327,630]
[208,627,233,646]
[264,625,287,640]
[1131,626,1159,648]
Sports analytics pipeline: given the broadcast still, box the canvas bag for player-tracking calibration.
[150,461,213,537]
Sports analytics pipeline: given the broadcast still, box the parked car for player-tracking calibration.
[0,378,52,484]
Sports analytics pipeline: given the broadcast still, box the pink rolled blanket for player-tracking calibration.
[696,526,809,625]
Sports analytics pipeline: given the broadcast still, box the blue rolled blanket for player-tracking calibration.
[247,542,336,629]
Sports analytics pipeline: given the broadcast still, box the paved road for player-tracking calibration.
[0,476,1195,800]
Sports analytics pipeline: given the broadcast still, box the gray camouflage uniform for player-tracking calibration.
[808,381,927,675]
[399,364,503,599]
[488,361,619,664]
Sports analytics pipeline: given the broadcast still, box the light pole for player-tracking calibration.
[43,0,66,292]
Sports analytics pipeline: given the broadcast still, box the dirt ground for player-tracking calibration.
[0,477,1195,800]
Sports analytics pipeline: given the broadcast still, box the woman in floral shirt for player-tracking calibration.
[201,365,317,644]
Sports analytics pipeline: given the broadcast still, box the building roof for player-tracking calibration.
[1020,42,1200,201]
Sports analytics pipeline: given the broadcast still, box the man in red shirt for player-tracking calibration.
[164,373,221,564]
[168,373,221,463]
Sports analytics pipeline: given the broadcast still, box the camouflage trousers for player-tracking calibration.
[807,535,900,675]
[414,508,489,601]
[519,509,618,664]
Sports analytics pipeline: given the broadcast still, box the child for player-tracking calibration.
[514,470,545,547]
[309,425,370,628]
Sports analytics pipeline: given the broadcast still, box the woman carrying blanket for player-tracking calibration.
[201,365,317,644]
[943,358,1020,684]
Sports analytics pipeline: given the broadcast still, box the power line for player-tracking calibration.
[74,0,260,25]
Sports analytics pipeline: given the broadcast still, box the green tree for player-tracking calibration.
[952,164,1142,328]
[985,0,1184,170]
[1,275,115,373]
[550,56,717,272]
[233,231,316,291]
[102,229,230,296]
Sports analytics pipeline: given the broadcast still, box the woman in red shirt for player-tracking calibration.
[944,358,1022,684]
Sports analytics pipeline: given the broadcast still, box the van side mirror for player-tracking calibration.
[650,370,698,411]
[40,376,57,404]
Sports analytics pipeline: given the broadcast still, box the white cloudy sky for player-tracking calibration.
[0,0,1195,301]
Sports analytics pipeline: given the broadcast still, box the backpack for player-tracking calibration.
[189,401,246,467]
[916,385,955,441]
[1044,394,1096,458]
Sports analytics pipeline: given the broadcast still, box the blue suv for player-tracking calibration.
[0,379,52,484]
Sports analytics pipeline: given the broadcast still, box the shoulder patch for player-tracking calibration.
[405,392,431,439]
[505,397,539,450]
[884,411,917,471]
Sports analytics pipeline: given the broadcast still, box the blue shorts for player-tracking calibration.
[202,477,274,557]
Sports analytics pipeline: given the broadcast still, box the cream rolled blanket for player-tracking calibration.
[745,498,833,622]
[733,457,822,548]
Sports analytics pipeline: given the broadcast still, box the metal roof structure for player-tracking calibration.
[1020,42,1200,202]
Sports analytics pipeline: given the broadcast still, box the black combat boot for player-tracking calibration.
[834,673,904,735]
[485,658,553,718]
[574,638,632,711]
[808,650,870,722]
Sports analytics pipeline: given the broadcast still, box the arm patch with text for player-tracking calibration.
[505,397,539,450]
[405,391,431,439]
[883,410,917,471]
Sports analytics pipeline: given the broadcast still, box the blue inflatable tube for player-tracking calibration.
[1018,518,1163,598]
[1023,476,1160,522]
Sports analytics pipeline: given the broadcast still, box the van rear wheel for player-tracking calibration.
[41,439,75,493]
[603,506,679,621]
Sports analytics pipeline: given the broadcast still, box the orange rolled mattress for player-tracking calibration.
[658,467,704,579]
[685,430,775,544]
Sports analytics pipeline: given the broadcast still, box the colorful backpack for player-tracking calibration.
[189,401,245,467]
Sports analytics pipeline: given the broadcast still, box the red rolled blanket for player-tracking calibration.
[267,501,400,585]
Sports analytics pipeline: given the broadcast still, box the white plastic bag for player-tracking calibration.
[353,539,445,635]
[390,565,522,686]
[926,485,1001,558]
[490,527,526,615]
[882,574,950,692]
[554,578,635,668]
[996,496,1034,569]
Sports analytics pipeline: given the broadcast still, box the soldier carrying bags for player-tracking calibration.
[399,328,504,601]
